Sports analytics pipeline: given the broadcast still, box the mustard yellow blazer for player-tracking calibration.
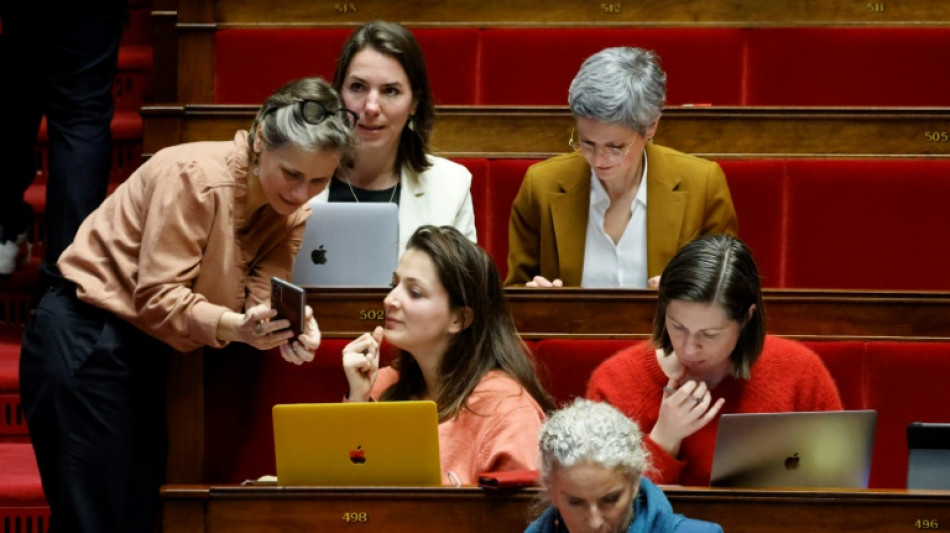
[505,144,738,286]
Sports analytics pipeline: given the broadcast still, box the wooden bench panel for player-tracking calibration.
[177,0,950,26]
[162,485,950,533]
[143,105,950,159]
[298,289,950,341]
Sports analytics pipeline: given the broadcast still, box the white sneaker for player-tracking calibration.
[0,231,31,276]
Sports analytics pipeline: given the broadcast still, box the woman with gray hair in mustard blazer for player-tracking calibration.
[506,47,737,289]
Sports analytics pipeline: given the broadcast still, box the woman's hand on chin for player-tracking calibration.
[342,326,384,402]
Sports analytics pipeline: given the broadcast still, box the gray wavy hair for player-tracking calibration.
[539,398,649,483]
[568,47,667,136]
[249,77,355,163]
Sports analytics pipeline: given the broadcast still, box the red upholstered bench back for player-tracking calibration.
[214,28,479,105]
[782,159,950,290]
[477,28,744,106]
[800,341,867,412]
[535,339,635,407]
[864,342,950,489]
[210,27,950,107]
[476,160,539,280]
[744,28,950,106]
[716,159,786,287]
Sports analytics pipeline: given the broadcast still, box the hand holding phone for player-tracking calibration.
[271,277,305,335]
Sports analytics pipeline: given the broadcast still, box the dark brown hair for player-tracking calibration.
[380,225,555,419]
[333,20,434,174]
[652,234,766,379]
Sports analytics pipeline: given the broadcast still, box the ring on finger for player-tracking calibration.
[254,321,263,335]
[692,396,703,404]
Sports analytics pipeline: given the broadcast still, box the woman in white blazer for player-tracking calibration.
[315,21,476,252]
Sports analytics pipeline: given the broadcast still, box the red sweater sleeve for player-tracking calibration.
[585,343,687,484]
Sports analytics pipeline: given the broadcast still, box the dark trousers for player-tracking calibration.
[19,282,171,533]
[0,1,125,281]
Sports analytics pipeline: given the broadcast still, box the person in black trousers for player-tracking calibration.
[0,0,126,286]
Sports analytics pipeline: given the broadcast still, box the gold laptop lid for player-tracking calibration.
[273,401,442,487]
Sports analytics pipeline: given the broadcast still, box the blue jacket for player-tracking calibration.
[524,477,722,533]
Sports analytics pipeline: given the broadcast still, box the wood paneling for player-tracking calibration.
[141,105,950,159]
[196,0,950,26]
[304,288,950,341]
[176,27,216,104]
[162,484,950,533]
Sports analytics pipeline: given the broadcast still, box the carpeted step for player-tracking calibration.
[0,328,28,440]
[0,443,50,531]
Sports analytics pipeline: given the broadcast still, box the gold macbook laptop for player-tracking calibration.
[272,401,442,487]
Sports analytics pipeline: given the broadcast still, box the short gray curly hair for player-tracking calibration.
[538,398,649,483]
[568,47,667,136]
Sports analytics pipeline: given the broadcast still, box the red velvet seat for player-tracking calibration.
[801,341,868,412]
[204,339,379,482]
[534,339,634,406]
[744,28,950,106]
[113,45,153,111]
[864,342,950,489]
[452,157,489,248]
[717,159,786,287]
[478,28,745,106]
[214,28,480,105]
[783,159,950,290]
[481,160,539,280]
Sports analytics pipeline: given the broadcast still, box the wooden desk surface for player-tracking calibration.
[308,287,950,341]
[142,105,950,159]
[162,484,950,533]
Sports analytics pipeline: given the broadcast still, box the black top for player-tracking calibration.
[328,177,401,205]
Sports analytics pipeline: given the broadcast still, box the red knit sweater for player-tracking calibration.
[586,336,842,486]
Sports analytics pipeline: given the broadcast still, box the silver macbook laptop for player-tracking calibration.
[293,202,399,287]
[710,410,877,489]
[907,422,950,489]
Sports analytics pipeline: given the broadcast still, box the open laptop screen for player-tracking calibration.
[292,202,399,287]
[273,401,442,487]
[710,410,877,489]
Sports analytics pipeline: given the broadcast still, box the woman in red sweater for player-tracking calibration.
[586,235,842,486]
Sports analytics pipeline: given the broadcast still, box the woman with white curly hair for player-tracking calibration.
[526,399,721,533]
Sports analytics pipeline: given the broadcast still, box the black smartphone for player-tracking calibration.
[270,277,305,335]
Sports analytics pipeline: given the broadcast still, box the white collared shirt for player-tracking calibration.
[581,151,649,288]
